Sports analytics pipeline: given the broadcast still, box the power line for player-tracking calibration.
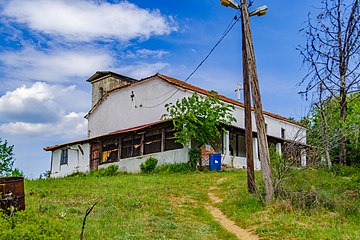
[143,13,241,108]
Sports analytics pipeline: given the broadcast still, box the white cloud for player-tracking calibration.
[0,82,61,123]
[2,0,176,42]
[135,49,169,59]
[0,112,87,140]
[122,48,169,59]
[0,82,89,140]
[114,62,170,79]
[0,48,113,82]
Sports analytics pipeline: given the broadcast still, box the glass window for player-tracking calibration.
[101,139,118,163]
[60,149,68,165]
[144,129,162,154]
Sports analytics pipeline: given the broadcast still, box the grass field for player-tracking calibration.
[1,169,359,239]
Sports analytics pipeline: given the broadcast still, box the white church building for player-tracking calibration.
[44,71,307,178]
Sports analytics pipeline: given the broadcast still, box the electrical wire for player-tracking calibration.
[142,13,241,109]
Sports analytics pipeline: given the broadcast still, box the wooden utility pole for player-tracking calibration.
[240,0,274,202]
[241,17,255,193]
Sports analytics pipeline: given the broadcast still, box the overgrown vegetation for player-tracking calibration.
[269,145,289,196]
[140,157,158,173]
[217,169,359,239]
[268,145,360,216]
[304,93,360,166]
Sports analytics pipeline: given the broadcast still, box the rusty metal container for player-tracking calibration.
[0,176,25,211]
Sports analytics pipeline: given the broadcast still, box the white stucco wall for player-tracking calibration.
[50,143,90,178]
[222,155,247,169]
[88,78,193,137]
[88,76,306,142]
[265,116,306,143]
[98,148,189,173]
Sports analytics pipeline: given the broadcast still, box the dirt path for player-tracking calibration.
[207,179,258,240]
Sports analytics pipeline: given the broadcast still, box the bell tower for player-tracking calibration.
[86,71,137,107]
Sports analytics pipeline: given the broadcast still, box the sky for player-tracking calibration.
[0,0,319,178]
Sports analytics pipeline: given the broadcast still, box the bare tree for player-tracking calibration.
[316,83,332,168]
[298,0,360,165]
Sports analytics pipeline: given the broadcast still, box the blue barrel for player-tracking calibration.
[209,154,221,171]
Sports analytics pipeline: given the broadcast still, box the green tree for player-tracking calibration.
[0,138,17,176]
[163,92,236,148]
[306,93,360,166]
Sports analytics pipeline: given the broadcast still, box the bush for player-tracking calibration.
[189,148,201,171]
[271,166,360,215]
[140,157,158,173]
[89,165,119,177]
[103,165,119,176]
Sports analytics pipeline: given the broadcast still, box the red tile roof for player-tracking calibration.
[152,73,304,127]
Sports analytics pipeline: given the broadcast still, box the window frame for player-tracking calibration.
[144,129,162,155]
[60,149,68,165]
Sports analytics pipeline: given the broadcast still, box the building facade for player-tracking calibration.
[44,71,307,177]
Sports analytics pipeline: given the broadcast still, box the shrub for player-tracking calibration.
[89,165,119,177]
[103,164,119,176]
[140,157,158,173]
[189,148,201,171]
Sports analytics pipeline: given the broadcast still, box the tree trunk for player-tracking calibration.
[319,107,332,168]
[337,0,347,165]
[339,81,347,165]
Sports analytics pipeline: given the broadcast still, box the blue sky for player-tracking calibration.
[0,0,318,177]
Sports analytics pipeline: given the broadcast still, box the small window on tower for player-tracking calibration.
[281,128,285,139]
[99,87,104,98]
